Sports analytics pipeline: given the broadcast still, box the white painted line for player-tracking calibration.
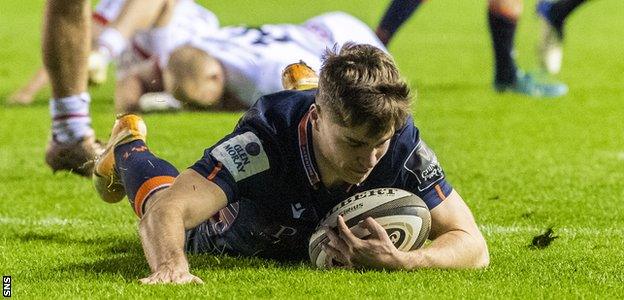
[479,224,624,236]
[0,216,87,226]
[1,216,622,237]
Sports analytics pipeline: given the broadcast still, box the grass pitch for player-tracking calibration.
[1,0,624,298]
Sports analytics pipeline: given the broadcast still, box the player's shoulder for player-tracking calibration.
[391,117,448,194]
[391,115,420,152]
[239,89,316,133]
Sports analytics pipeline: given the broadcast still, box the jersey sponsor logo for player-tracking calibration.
[291,203,306,219]
[318,188,399,225]
[271,225,298,240]
[404,140,445,192]
[211,132,269,182]
[245,142,261,156]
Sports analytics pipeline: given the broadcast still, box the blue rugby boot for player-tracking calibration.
[494,70,568,98]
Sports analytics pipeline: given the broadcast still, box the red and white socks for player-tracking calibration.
[50,93,94,144]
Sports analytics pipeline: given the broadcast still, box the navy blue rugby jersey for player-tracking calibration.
[190,89,453,260]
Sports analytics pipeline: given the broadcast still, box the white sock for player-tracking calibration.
[97,27,127,59]
[50,93,94,144]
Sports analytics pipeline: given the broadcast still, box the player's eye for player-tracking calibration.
[345,139,366,148]
[374,139,391,148]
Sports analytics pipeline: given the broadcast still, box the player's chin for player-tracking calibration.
[344,169,371,185]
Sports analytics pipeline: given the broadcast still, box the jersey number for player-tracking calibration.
[239,27,292,45]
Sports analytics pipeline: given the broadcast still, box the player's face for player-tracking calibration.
[163,58,225,107]
[313,106,393,185]
[192,59,226,106]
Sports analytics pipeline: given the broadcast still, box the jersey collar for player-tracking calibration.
[298,108,321,189]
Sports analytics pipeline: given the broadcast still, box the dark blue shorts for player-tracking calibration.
[184,198,310,261]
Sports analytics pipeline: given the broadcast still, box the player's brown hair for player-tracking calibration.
[316,43,412,137]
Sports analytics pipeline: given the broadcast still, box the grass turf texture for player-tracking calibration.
[1,0,624,298]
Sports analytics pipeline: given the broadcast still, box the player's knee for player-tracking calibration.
[488,0,523,19]
[164,45,225,109]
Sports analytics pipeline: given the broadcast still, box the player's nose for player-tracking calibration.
[358,149,379,169]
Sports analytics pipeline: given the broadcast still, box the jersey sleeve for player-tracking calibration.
[189,127,274,204]
[402,139,453,210]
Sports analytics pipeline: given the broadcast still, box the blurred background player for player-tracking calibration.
[14,0,384,114]
[43,0,102,176]
[375,0,568,98]
[9,0,211,105]
[486,0,569,97]
[114,11,388,113]
[90,0,219,85]
[537,0,589,74]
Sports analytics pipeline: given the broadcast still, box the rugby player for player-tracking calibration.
[114,11,388,113]
[375,0,568,98]
[91,0,219,86]
[92,43,489,284]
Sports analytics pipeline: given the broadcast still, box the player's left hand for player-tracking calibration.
[323,215,409,270]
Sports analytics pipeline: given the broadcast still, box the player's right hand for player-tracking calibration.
[139,265,204,285]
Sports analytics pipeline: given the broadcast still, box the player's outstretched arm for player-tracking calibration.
[138,169,228,284]
[327,190,489,270]
[404,190,489,269]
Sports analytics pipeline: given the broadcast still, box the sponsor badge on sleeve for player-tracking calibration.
[211,131,270,181]
[403,140,445,191]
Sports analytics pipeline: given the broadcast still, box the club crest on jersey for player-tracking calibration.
[404,140,445,191]
[211,132,269,181]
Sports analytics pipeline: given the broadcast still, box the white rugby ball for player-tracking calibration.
[308,188,431,268]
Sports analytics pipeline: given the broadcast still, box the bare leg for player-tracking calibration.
[43,0,103,176]
[110,0,171,38]
[42,0,90,98]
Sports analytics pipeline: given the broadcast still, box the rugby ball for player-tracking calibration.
[308,188,431,268]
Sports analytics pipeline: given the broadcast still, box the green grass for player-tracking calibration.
[2,0,624,298]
